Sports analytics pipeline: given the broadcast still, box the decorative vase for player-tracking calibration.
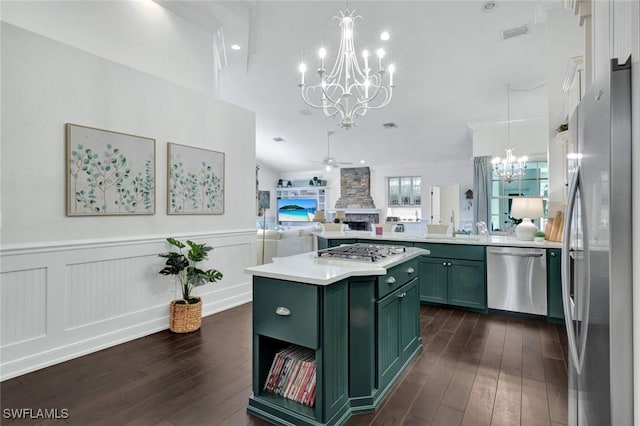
[534,236,545,243]
[169,297,202,333]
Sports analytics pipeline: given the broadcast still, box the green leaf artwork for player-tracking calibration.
[167,143,225,215]
[66,124,156,216]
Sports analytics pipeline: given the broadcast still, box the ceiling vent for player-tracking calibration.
[382,122,398,129]
[272,137,285,142]
[298,109,312,116]
[501,24,530,40]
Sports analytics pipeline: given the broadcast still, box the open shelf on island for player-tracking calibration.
[256,336,317,418]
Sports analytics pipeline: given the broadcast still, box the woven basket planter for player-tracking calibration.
[169,297,202,333]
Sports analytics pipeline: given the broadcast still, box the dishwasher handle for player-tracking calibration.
[487,249,544,258]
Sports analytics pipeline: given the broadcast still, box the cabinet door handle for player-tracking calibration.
[550,252,556,257]
[406,267,415,274]
[447,262,452,266]
[442,262,447,266]
[386,276,397,284]
[397,292,406,298]
[275,307,291,316]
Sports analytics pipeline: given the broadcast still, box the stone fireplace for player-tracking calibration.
[334,167,379,228]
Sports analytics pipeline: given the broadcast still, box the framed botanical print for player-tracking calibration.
[167,143,225,215]
[66,123,156,216]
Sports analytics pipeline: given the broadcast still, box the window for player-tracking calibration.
[388,176,421,206]
[490,161,548,232]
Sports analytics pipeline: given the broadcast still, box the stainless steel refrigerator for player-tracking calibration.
[562,57,632,425]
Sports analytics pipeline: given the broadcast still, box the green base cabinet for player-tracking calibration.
[249,277,349,426]
[418,258,448,304]
[376,278,422,389]
[547,248,564,320]
[448,260,486,309]
[415,243,487,311]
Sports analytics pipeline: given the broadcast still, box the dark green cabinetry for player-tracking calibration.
[249,257,422,425]
[417,258,448,303]
[377,278,420,390]
[547,248,564,320]
[415,243,487,311]
[447,260,487,309]
[249,277,350,425]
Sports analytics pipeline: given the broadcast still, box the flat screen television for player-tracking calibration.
[277,198,317,222]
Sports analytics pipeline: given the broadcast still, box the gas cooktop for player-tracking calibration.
[317,243,407,263]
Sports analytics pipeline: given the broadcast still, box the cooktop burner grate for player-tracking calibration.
[317,243,406,262]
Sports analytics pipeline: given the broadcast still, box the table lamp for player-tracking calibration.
[312,210,326,223]
[510,197,544,241]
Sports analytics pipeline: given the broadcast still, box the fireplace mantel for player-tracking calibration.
[327,209,381,215]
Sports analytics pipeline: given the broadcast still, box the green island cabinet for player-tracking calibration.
[413,243,487,311]
[247,257,422,426]
[547,248,564,320]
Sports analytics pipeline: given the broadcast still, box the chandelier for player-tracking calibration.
[298,9,395,129]
[491,85,527,182]
[492,148,527,182]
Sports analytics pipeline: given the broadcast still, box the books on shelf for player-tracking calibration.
[263,345,316,407]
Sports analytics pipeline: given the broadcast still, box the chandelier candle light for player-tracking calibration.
[298,9,395,129]
[492,85,528,182]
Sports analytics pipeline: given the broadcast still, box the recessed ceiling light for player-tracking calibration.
[380,31,390,41]
[272,137,285,142]
[360,160,366,164]
[230,44,241,51]
[298,109,312,116]
[482,1,497,12]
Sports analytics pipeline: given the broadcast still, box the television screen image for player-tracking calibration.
[278,198,317,222]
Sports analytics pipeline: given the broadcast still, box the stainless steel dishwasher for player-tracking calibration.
[486,246,547,315]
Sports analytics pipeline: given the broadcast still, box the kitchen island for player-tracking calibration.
[245,246,428,426]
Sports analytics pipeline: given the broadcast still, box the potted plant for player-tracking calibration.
[534,231,546,243]
[158,237,223,333]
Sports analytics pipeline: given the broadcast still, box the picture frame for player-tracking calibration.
[167,143,225,215]
[66,123,156,216]
[258,190,270,209]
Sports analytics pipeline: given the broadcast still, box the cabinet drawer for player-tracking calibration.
[253,277,319,349]
[377,258,419,299]
[413,243,485,261]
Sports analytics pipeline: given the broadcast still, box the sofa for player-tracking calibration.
[256,226,317,265]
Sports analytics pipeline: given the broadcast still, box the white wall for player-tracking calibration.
[372,161,474,229]
[470,118,548,158]
[0,0,216,96]
[0,2,256,380]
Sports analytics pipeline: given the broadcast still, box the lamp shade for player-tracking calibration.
[313,210,326,222]
[510,197,544,219]
[510,197,544,241]
[335,210,346,221]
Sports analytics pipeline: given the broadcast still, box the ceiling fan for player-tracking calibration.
[307,131,353,172]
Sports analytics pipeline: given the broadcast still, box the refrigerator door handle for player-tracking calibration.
[562,167,583,374]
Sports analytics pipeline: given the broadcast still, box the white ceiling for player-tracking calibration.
[161,1,579,173]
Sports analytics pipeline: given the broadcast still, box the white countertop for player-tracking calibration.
[245,247,429,286]
[314,231,563,249]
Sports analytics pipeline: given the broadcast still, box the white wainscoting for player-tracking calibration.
[0,229,256,381]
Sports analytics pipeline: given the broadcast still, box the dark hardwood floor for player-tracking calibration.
[1,303,567,425]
